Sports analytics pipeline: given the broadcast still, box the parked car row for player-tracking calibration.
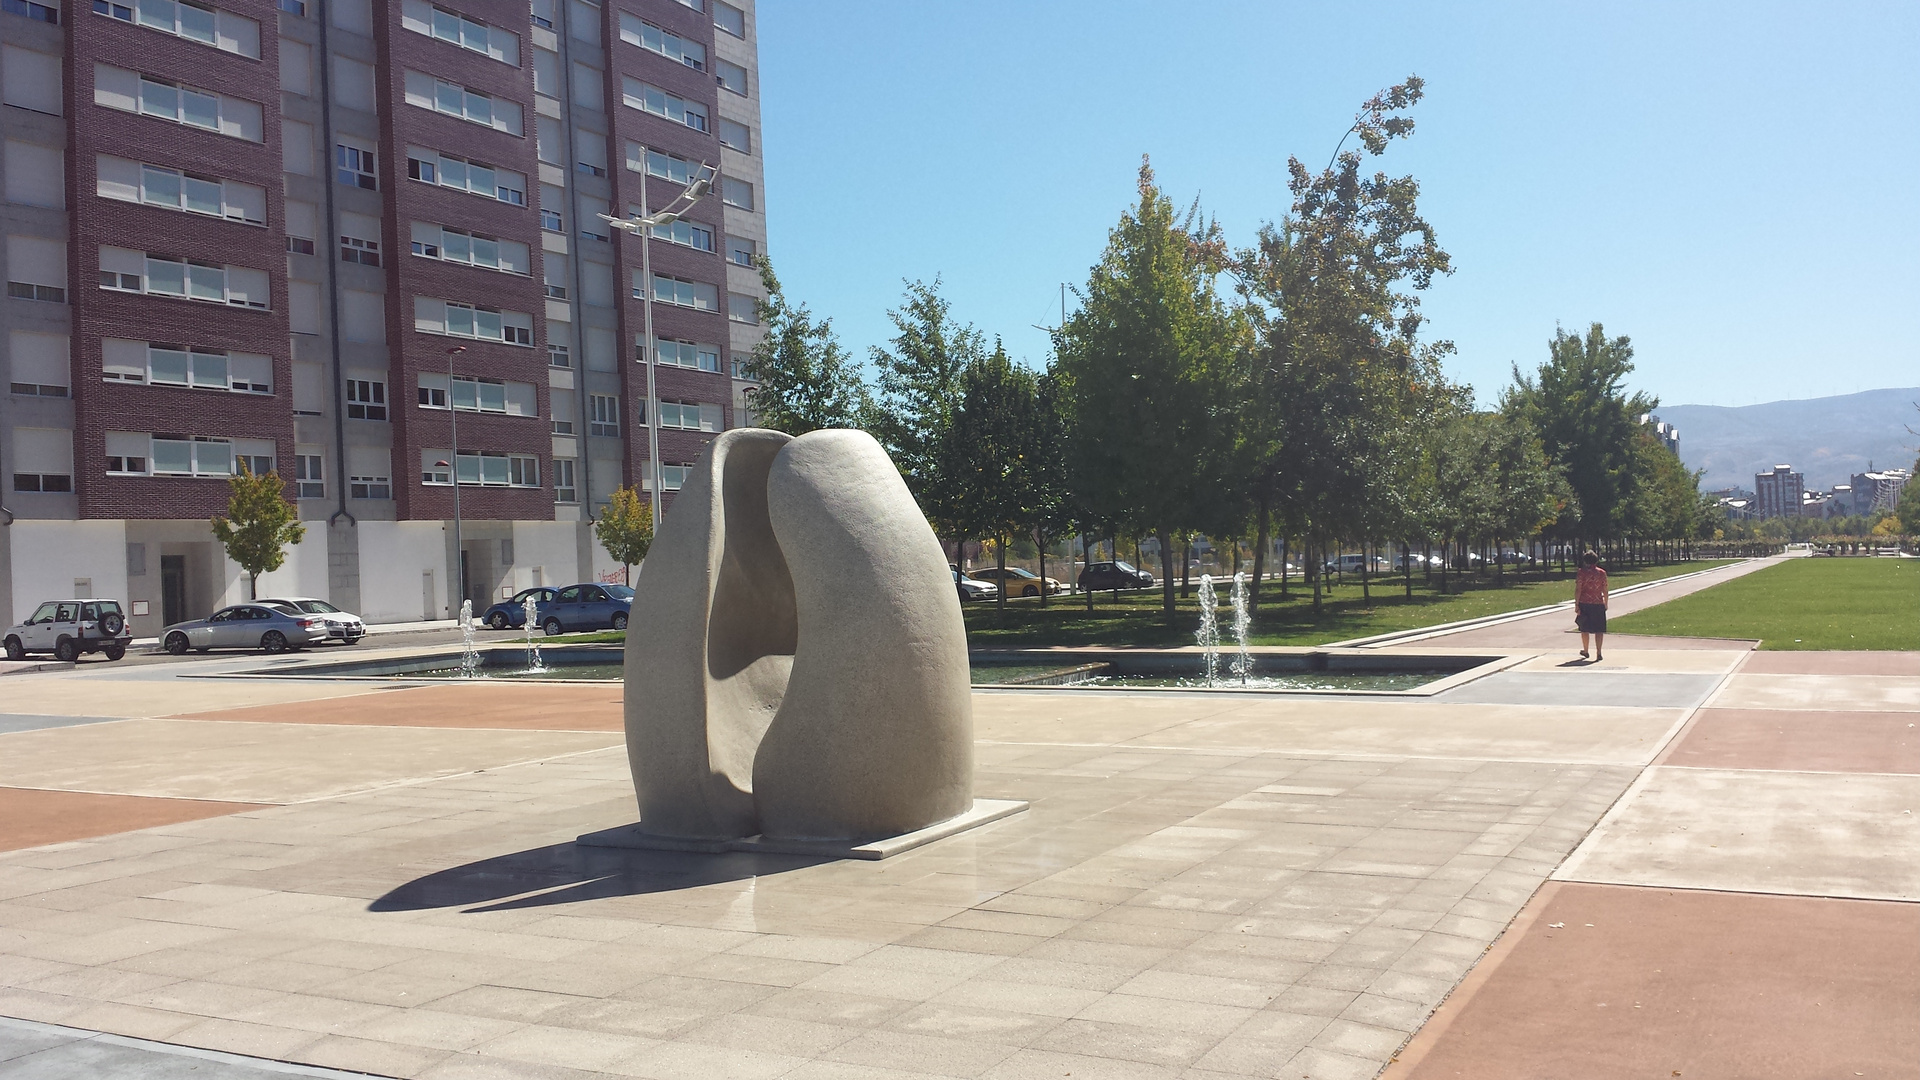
[481,584,634,633]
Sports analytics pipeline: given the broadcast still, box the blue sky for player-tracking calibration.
[756,1,1918,410]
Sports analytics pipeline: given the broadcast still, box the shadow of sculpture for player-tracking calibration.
[368,841,825,914]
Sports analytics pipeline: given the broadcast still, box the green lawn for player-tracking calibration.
[1609,557,1919,650]
[961,560,1735,649]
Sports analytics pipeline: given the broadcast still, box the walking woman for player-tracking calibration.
[1576,550,1608,662]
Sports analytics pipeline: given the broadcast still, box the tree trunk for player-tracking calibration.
[1280,535,1290,601]
[1038,532,1048,609]
[1250,498,1270,613]
[1310,535,1323,615]
[1158,529,1176,622]
[1403,539,1413,598]
[1083,533,1095,611]
[1360,540,1372,606]
[1181,536,1191,599]
[995,533,1007,616]
[1111,532,1121,602]
[248,572,258,601]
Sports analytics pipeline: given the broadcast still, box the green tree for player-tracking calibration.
[868,278,984,543]
[1236,77,1453,612]
[1503,323,1655,547]
[210,462,306,600]
[594,486,653,584]
[944,341,1041,612]
[1028,370,1076,607]
[1054,157,1248,621]
[739,258,870,434]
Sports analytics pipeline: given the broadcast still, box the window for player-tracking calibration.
[340,233,380,266]
[335,143,376,189]
[96,156,266,224]
[620,78,707,132]
[102,341,272,394]
[645,216,714,252]
[277,0,304,14]
[643,273,719,311]
[294,452,324,498]
[96,0,260,58]
[728,291,758,324]
[540,208,563,233]
[405,147,526,205]
[628,146,712,185]
[234,438,275,478]
[529,0,551,29]
[9,333,69,396]
[99,248,269,309]
[6,235,67,304]
[712,0,742,37]
[149,434,232,477]
[718,119,750,154]
[420,449,451,485]
[346,379,386,420]
[659,401,721,432]
[646,338,722,373]
[416,373,535,414]
[12,428,72,493]
[713,58,749,97]
[550,393,573,434]
[410,223,530,274]
[618,13,704,69]
[7,0,60,24]
[509,454,539,487]
[726,235,756,267]
[547,343,571,368]
[106,432,148,475]
[553,458,576,502]
[588,393,618,436]
[414,297,534,345]
[544,270,568,300]
[94,65,264,142]
[721,176,754,211]
[400,0,518,65]
[403,70,522,135]
[348,447,389,498]
[661,463,690,490]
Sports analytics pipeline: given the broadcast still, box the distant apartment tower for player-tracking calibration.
[0,0,768,634]
[1641,413,1679,457]
[1847,469,1909,516]
[1752,464,1803,519]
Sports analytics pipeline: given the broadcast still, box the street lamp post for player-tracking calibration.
[445,344,467,617]
[600,157,712,523]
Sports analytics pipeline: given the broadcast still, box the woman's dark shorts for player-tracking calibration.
[1576,603,1607,634]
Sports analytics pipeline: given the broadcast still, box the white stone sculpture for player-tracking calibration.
[588,427,1019,858]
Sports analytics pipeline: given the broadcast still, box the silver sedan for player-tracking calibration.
[161,604,332,655]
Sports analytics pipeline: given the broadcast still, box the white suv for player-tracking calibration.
[5,599,133,662]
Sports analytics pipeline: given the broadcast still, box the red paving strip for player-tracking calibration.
[1385,882,1920,1080]
[1739,651,1920,676]
[165,683,624,731]
[1658,708,1920,775]
[0,787,270,851]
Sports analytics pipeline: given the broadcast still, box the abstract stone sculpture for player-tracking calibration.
[605,427,1001,854]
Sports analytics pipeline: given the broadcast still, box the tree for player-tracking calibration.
[595,486,653,584]
[1054,157,1248,621]
[1503,323,1654,546]
[944,341,1041,612]
[1028,371,1076,607]
[1235,77,1453,613]
[868,278,984,544]
[739,258,870,434]
[210,462,306,600]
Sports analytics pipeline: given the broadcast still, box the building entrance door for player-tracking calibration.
[161,556,187,626]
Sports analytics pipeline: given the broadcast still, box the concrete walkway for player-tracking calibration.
[0,574,1913,1078]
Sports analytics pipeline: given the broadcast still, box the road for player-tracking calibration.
[0,622,531,676]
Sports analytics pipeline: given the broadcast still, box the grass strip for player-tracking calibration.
[1609,557,1918,650]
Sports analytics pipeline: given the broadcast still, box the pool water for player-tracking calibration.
[1078,671,1445,691]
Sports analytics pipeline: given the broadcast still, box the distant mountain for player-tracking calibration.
[1654,388,1920,492]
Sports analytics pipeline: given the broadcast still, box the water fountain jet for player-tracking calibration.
[457,599,479,678]
[1195,574,1220,686]
[1230,571,1251,685]
[523,593,545,674]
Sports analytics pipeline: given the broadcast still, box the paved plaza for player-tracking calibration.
[1,563,1915,1079]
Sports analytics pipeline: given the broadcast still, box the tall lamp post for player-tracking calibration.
[443,344,467,617]
[600,158,712,522]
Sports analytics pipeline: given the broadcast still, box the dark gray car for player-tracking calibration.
[162,604,331,655]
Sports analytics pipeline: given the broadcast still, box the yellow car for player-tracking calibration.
[967,566,1062,598]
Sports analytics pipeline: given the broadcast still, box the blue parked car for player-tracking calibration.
[480,587,557,630]
[538,583,634,634]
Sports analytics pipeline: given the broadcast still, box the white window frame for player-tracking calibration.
[410,222,529,275]
[345,378,387,420]
[641,273,719,312]
[405,146,526,205]
[404,70,522,135]
[553,458,577,503]
[96,156,266,225]
[588,393,619,437]
[620,78,707,132]
[617,13,705,70]
[99,0,261,58]
[148,434,233,478]
[400,0,518,65]
[294,451,325,498]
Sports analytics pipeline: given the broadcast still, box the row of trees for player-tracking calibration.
[742,78,1725,623]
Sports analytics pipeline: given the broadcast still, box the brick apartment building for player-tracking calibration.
[1,0,767,634]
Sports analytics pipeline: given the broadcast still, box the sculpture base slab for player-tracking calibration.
[576,799,1028,861]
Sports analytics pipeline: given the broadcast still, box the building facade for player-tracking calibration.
[1752,464,1803,520]
[1,0,766,632]
[1847,469,1909,517]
